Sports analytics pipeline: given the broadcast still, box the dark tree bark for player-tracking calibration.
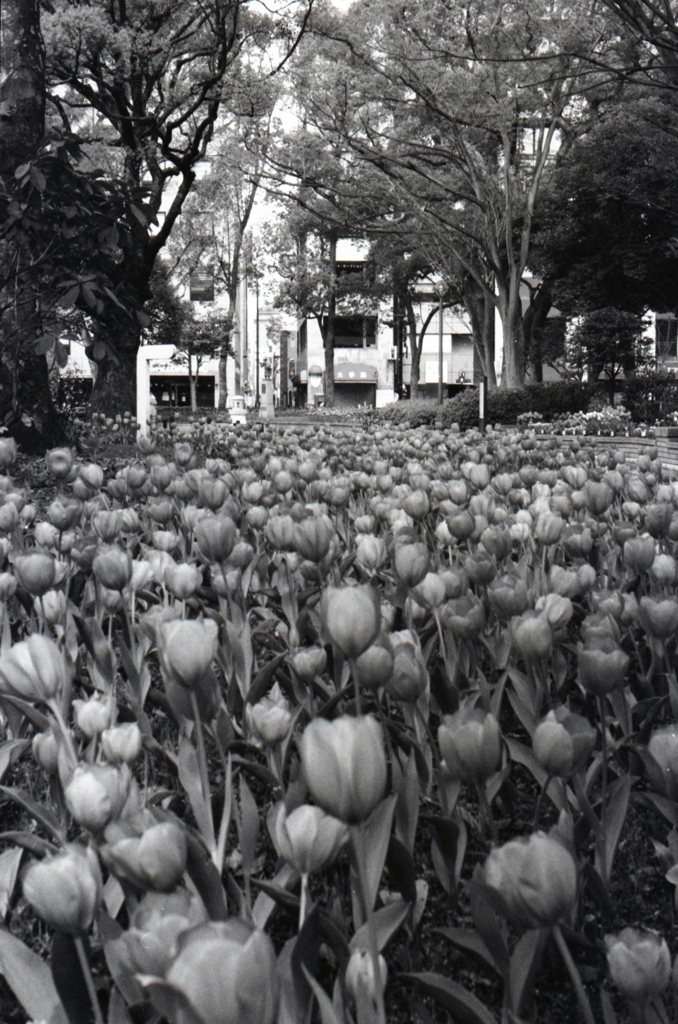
[0,0,65,452]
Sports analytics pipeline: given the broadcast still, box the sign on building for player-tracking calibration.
[190,267,214,302]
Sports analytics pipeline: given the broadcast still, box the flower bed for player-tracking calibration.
[0,423,678,1024]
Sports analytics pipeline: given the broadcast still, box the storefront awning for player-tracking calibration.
[335,362,377,383]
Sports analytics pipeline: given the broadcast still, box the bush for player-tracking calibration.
[622,372,678,423]
[371,381,591,430]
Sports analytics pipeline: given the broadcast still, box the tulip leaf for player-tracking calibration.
[0,830,59,858]
[52,932,94,1024]
[107,986,134,1024]
[435,927,497,973]
[600,990,619,1024]
[351,794,397,922]
[635,790,678,828]
[599,775,632,883]
[403,972,498,1024]
[0,786,66,844]
[350,899,410,953]
[0,694,50,733]
[385,835,418,905]
[177,735,216,855]
[509,928,548,1018]
[302,967,344,1024]
[246,652,287,706]
[99,911,145,1007]
[184,828,229,922]
[0,928,67,1024]
[468,876,511,978]
[393,750,420,856]
[0,847,22,920]
[237,774,260,876]
[0,738,31,786]
[138,976,205,1024]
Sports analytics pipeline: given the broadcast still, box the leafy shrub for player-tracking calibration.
[622,371,678,423]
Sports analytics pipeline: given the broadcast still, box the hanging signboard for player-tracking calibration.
[190,267,214,302]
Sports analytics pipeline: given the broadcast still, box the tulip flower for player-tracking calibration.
[299,714,388,824]
[246,684,293,746]
[92,546,133,591]
[293,515,334,562]
[290,646,327,684]
[438,706,502,784]
[354,637,395,691]
[623,535,656,574]
[482,831,578,929]
[102,816,187,891]
[269,803,348,875]
[157,618,219,690]
[193,516,237,563]
[394,542,430,587]
[510,611,552,661]
[122,889,207,976]
[386,630,428,702]
[0,634,67,703]
[101,722,143,764]
[23,844,102,934]
[165,920,279,1024]
[65,763,131,832]
[345,947,388,1007]
[164,561,202,600]
[532,708,596,777]
[73,694,115,738]
[12,552,56,596]
[605,928,671,1003]
[321,585,381,660]
[578,636,629,695]
[647,725,678,799]
[0,437,18,471]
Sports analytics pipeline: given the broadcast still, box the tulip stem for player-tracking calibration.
[532,774,552,833]
[552,925,596,1024]
[74,936,105,1024]
[299,872,308,931]
[597,694,609,883]
[48,700,78,768]
[189,689,215,851]
[475,782,498,846]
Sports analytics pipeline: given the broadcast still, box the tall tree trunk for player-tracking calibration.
[463,277,496,387]
[405,299,420,398]
[188,352,197,411]
[89,320,140,416]
[0,0,64,452]
[324,231,337,407]
[523,284,552,382]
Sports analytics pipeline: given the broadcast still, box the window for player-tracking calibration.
[333,315,376,348]
[656,315,678,360]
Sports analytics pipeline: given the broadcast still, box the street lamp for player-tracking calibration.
[438,282,446,405]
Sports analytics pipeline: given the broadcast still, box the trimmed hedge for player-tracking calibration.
[622,372,678,424]
[368,381,592,430]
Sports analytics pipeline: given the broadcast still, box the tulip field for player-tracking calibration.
[2,419,678,1024]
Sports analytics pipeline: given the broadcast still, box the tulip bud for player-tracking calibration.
[91,510,123,542]
[647,725,678,799]
[488,575,529,622]
[269,803,348,875]
[32,728,60,774]
[394,542,430,588]
[12,552,56,596]
[0,572,17,601]
[0,634,67,702]
[101,722,142,764]
[73,694,115,738]
[157,618,219,690]
[23,844,102,934]
[532,708,596,777]
[47,495,82,532]
[65,763,131,832]
[386,630,428,702]
[173,442,194,467]
[355,535,388,572]
[321,585,381,660]
[440,594,486,640]
[293,515,334,562]
[299,714,388,824]
[438,706,502,784]
[92,546,133,591]
[166,920,279,1024]
[482,831,577,929]
[0,438,18,471]
[290,646,327,684]
[345,948,388,1008]
[164,561,202,600]
[606,928,671,1003]
[194,516,237,563]
[264,514,296,550]
[354,637,395,691]
[578,637,629,695]
[638,596,678,641]
[624,535,656,574]
[246,683,293,746]
[510,611,552,661]
[411,572,447,610]
[103,816,187,891]
[79,463,104,491]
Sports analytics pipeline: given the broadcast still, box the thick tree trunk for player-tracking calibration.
[89,319,140,416]
[0,0,65,452]
[406,300,420,398]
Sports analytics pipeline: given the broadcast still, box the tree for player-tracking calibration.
[0,2,143,449]
[565,308,651,402]
[297,0,621,386]
[42,0,312,414]
[173,308,233,411]
[531,98,678,319]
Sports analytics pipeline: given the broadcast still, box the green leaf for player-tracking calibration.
[107,987,135,1024]
[177,736,216,854]
[0,847,22,920]
[0,738,31,785]
[99,912,144,1007]
[351,794,397,921]
[600,775,632,882]
[509,928,548,1018]
[58,284,81,309]
[435,926,497,973]
[0,786,66,845]
[184,828,229,922]
[51,932,93,1024]
[350,899,410,954]
[302,968,343,1024]
[29,166,47,192]
[138,976,204,1024]
[34,334,57,355]
[237,775,260,875]
[246,652,287,705]
[0,927,67,1024]
[403,972,498,1024]
[468,876,511,978]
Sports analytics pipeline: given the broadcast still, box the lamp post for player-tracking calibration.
[438,282,445,405]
